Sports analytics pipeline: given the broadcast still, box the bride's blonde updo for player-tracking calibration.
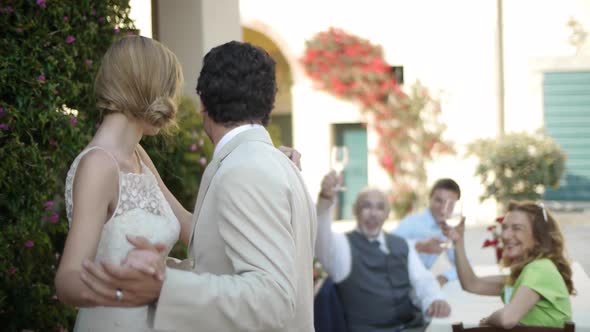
[94,36,183,129]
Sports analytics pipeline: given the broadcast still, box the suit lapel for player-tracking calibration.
[187,127,273,253]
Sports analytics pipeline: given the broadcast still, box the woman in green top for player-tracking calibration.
[448,201,574,328]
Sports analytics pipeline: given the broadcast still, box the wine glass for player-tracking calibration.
[330,146,349,191]
[440,199,463,248]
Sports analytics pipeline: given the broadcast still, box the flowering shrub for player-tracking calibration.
[302,28,452,217]
[467,132,566,207]
[388,182,418,221]
[0,2,210,330]
[0,1,135,329]
[483,216,505,262]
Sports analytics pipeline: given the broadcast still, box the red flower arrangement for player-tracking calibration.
[301,28,453,217]
[483,216,504,262]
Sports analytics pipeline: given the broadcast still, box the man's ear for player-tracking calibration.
[199,100,207,114]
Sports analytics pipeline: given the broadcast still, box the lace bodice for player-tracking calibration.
[65,147,180,265]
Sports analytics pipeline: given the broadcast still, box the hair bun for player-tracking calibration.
[145,96,177,128]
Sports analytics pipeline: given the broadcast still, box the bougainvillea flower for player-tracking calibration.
[25,240,35,248]
[48,213,59,224]
[65,35,76,44]
[482,239,499,248]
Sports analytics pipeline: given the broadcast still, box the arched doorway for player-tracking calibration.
[243,27,293,147]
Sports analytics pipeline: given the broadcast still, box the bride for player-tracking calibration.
[54,36,190,331]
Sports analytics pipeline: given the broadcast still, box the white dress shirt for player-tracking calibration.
[315,198,445,315]
[213,124,263,157]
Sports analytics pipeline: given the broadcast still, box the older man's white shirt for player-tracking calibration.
[315,198,445,315]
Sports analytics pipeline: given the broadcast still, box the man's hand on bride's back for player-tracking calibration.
[123,235,167,280]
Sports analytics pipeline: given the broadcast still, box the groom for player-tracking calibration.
[81,41,317,331]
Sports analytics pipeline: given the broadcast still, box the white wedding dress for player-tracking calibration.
[65,147,180,331]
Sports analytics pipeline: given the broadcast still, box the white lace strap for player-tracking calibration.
[64,146,121,227]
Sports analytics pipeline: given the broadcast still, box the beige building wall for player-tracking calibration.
[153,0,241,97]
[130,0,590,222]
[240,0,590,223]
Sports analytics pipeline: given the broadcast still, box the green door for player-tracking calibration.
[543,71,590,201]
[335,124,368,219]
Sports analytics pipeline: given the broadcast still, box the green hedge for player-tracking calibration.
[0,1,211,330]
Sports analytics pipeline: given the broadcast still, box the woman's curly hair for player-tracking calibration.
[503,201,575,295]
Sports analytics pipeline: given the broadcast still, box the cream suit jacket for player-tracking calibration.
[153,127,317,331]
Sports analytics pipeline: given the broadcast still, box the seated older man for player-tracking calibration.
[315,171,451,332]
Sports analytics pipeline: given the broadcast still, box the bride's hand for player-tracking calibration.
[278,146,302,170]
[123,235,167,280]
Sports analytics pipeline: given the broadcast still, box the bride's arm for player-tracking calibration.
[54,150,119,307]
[136,145,193,245]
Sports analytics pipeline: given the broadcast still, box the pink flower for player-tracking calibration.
[65,35,76,44]
[7,267,17,275]
[114,28,120,34]
[36,0,46,8]
[25,240,35,248]
[37,75,46,82]
[48,213,59,224]
[44,201,55,209]
[0,124,9,130]
[63,16,69,22]
[190,144,197,152]
[70,117,77,126]
[85,59,93,66]
[199,157,207,166]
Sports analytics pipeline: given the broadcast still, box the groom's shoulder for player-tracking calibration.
[220,143,287,178]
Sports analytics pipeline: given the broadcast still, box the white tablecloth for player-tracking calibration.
[426,262,590,332]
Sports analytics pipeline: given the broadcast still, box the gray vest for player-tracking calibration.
[336,231,420,332]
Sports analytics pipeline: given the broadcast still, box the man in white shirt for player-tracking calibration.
[316,171,450,332]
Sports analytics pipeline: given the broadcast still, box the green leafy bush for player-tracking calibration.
[467,132,566,207]
[0,1,210,330]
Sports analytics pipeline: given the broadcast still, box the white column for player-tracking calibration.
[154,0,241,97]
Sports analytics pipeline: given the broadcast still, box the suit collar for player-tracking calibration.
[213,126,273,163]
[213,124,263,157]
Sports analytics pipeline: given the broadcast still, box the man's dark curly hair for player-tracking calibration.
[196,41,277,126]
